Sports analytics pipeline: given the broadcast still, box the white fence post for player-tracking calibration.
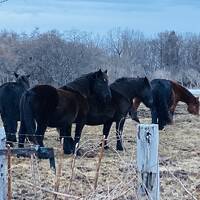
[136,124,159,200]
[0,127,7,200]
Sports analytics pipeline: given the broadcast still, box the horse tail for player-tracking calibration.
[19,90,36,141]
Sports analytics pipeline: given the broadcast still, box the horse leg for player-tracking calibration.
[170,91,177,116]
[18,120,26,148]
[116,118,125,151]
[73,122,85,154]
[62,124,73,154]
[102,122,112,149]
[1,113,17,146]
[151,107,158,124]
[158,117,165,130]
[35,123,47,147]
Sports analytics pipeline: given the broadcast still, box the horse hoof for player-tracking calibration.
[6,141,14,147]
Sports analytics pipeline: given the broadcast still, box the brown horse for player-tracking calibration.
[130,79,199,127]
[170,81,199,115]
[18,69,111,154]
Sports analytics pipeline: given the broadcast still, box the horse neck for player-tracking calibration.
[17,80,29,90]
[129,79,146,99]
[66,77,91,98]
[110,78,146,102]
[172,82,195,105]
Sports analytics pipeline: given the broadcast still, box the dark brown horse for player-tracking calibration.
[18,70,111,154]
[130,79,199,128]
[62,77,154,152]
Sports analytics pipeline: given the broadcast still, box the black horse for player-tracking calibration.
[130,79,173,130]
[0,73,30,146]
[61,77,153,152]
[18,69,111,154]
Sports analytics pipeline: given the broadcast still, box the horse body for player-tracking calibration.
[18,70,111,154]
[150,79,173,129]
[70,77,153,151]
[0,73,30,145]
[131,79,199,130]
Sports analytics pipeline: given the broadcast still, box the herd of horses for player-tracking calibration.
[0,70,199,154]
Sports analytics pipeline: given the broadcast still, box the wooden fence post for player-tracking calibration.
[136,124,160,200]
[0,127,7,200]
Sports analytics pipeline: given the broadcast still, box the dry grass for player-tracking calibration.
[5,103,200,199]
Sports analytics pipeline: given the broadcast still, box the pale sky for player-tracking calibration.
[0,0,200,36]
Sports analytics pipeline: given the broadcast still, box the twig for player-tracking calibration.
[30,154,37,199]
[94,135,105,190]
[54,138,64,200]
[163,165,198,200]
[18,180,81,199]
[34,155,43,199]
[67,142,79,197]
[7,145,12,200]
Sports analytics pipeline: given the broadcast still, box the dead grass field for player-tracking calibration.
[6,103,200,199]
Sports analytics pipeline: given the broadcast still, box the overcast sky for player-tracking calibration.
[0,0,200,36]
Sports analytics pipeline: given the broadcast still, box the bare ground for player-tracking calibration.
[6,103,200,199]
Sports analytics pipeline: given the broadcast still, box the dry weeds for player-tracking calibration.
[4,103,200,200]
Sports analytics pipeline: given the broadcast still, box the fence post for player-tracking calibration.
[0,127,7,200]
[136,124,159,200]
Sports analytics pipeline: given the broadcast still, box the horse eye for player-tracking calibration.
[103,78,107,82]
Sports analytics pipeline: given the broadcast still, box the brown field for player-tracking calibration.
[7,103,200,199]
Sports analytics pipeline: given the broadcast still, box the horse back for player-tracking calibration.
[20,85,59,124]
[57,89,89,123]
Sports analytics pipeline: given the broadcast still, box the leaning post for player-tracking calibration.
[0,127,7,200]
[136,124,160,200]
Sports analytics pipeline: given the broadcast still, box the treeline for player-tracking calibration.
[0,28,200,87]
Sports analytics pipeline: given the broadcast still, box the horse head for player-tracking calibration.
[91,69,112,104]
[139,77,154,109]
[188,97,199,115]
[14,72,31,89]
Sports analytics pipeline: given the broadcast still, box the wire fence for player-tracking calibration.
[2,120,199,200]
[1,105,200,200]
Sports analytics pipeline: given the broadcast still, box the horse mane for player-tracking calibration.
[110,77,146,101]
[171,81,196,103]
[64,72,94,98]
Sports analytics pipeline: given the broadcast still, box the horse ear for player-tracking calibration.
[95,69,102,78]
[14,72,19,78]
[104,70,107,74]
